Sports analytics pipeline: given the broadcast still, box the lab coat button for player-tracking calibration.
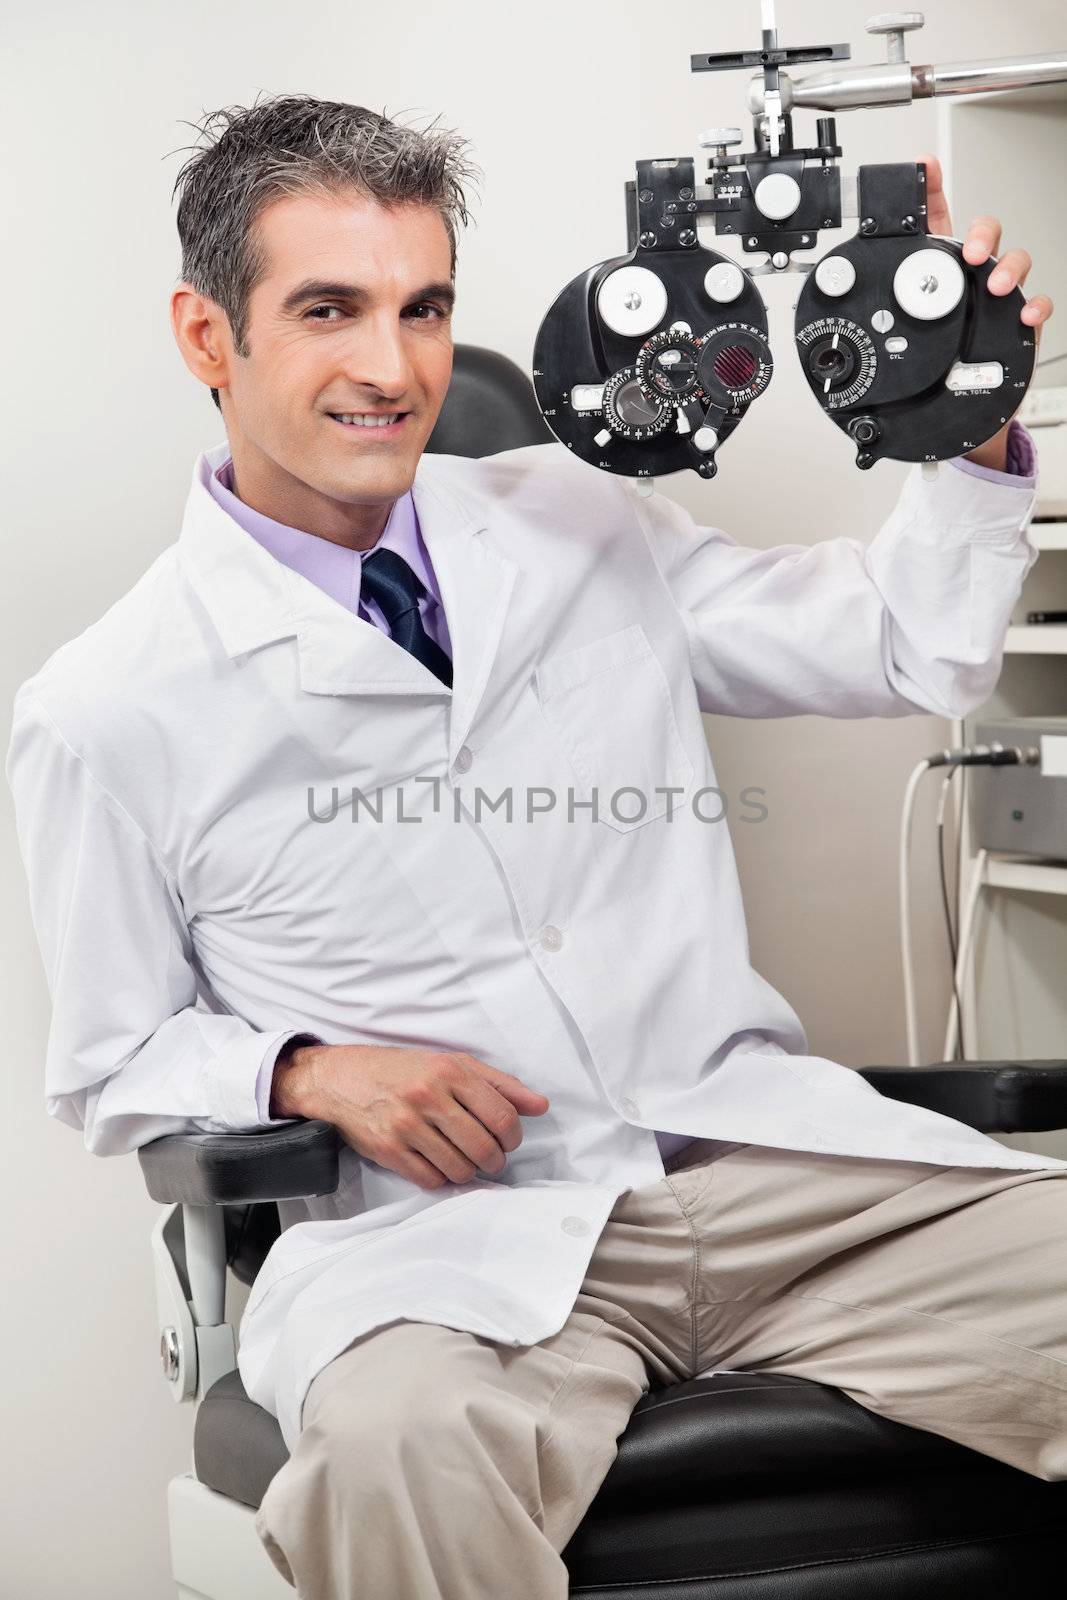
[453,745,473,774]
[561,1215,591,1237]
[540,924,563,951]
[620,1097,640,1117]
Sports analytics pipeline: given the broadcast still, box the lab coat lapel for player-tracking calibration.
[178,446,519,763]
[409,463,519,759]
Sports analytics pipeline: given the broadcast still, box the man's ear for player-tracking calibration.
[171,285,232,395]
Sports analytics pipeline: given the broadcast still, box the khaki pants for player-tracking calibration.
[255,1137,1067,1597]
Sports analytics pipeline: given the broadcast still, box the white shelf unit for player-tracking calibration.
[1031,522,1067,552]
[940,84,1067,1161]
[1005,624,1067,654]
[982,853,1067,895]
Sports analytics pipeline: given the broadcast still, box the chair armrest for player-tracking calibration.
[138,1119,343,1206]
[858,1061,1067,1133]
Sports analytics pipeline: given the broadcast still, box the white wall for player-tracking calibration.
[2,2,1063,1593]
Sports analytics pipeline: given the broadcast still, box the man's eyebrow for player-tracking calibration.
[279,279,456,315]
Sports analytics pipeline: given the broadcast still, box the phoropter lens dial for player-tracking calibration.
[636,330,707,405]
[797,317,878,410]
[694,323,773,412]
[602,367,674,441]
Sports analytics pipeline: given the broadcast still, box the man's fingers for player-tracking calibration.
[917,151,942,191]
[962,215,1003,263]
[923,199,1046,328]
[408,1121,481,1185]
[987,247,1032,292]
[451,1076,525,1154]
[394,1145,453,1190]
[915,152,952,235]
[468,1058,550,1112]
[985,251,1051,336]
[1021,292,1053,328]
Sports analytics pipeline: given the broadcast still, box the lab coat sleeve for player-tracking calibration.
[625,453,1039,720]
[254,1031,326,1121]
[6,689,311,1155]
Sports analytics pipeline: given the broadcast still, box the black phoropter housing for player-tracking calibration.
[791,163,1034,467]
[686,19,1034,466]
[530,8,1047,480]
[532,155,774,480]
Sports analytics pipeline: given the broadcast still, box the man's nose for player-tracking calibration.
[342,312,414,399]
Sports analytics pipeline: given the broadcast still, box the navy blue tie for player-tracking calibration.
[359,548,453,689]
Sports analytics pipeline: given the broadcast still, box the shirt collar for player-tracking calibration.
[207,455,439,615]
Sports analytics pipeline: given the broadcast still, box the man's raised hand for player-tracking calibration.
[917,151,1053,351]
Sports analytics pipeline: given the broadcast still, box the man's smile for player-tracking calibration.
[328,410,411,436]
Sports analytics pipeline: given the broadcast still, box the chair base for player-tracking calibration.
[169,1473,294,1599]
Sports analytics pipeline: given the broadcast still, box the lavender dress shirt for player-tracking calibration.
[209,422,1037,1164]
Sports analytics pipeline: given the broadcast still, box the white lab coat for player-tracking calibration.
[9,438,1067,1453]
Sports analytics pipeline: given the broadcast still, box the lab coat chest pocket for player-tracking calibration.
[533,622,693,833]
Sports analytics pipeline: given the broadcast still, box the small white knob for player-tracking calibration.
[596,266,668,337]
[704,262,746,304]
[866,11,925,31]
[892,247,965,321]
[699,127,743,149]
[693,426,719,453]
[754,172,802,221]
[814,255,857,297]
[866,12,924,63]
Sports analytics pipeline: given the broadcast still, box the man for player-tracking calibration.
[7,94,1066,1599]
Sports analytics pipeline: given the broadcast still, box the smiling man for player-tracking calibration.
[173,184,458,547]
[8,94,1067,1600]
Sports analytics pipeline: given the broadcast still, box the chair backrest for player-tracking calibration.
[225,343,554,1287]
[426,343,554,457]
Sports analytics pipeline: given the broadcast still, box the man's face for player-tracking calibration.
[210,188,455,544]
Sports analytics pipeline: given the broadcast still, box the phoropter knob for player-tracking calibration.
[865,12,924,64]
[698,127,743,150]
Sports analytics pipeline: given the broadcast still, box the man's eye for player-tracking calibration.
[302,303,448,323]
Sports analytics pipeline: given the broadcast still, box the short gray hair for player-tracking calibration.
[170,93,481,410]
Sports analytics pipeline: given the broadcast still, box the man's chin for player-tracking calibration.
[315,462,419,506]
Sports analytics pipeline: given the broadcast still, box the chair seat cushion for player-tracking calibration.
[591,1369,985,1504]
[194,1369,290,1510]
[195,1368,1066,1593]
[565,1372,1066,1593]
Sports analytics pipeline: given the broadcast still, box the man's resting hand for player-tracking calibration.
[271,1041,551,1189]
